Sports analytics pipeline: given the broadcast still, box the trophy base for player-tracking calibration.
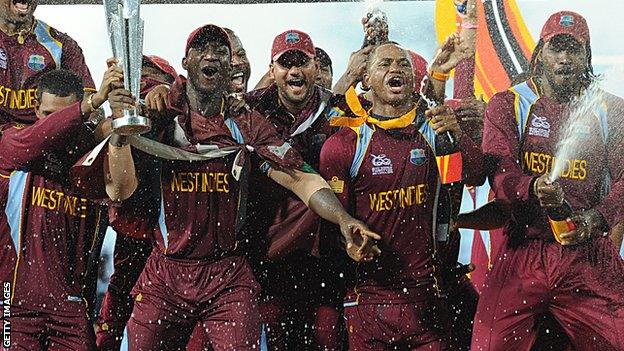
[112,116,152,136]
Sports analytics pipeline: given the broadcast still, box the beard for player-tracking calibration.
[544,67,582,101]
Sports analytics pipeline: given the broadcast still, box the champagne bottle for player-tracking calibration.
[434,131,463,184]
[362,8,388,47]
[547,200,577,243]
[435,130,458,156]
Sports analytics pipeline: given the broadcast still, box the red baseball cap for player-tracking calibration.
[540,11,590,44]
[408,50,428,91]
[143,55,177,81]
[271,30,315,62]
[185,24,232,56]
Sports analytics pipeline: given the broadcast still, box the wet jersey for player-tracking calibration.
[320,111,484,305]
[0,102,103,314]
[245,84,352,258]
[0,19,95,124]
[483,79,624,240]
[105,76,304,261]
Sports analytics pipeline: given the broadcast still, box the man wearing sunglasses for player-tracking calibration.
[244,30,349,350]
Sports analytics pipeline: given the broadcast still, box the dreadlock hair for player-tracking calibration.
[528,37,597,89]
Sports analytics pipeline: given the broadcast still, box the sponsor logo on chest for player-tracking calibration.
[528,114,551,138]
[370,153,393,175]
[27,54,45,71]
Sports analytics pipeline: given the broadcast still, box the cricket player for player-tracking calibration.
[224,28,251,94]
[243,30,356,350]
[98,24,379,351]
[320,42,484,350]
[0,0,95,124]
[0,66,119,350]
[94,55,177,351]
[315,47,333,89]
[472,11,624,350]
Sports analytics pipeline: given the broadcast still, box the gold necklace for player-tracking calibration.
[1,20,35,45]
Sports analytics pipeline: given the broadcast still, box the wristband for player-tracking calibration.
[429,70,450,82]
[87,93,98,111]
[461,22,478,29]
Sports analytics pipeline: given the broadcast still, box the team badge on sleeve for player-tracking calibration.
[410,148,427,166]
[28,55,46,71]
[0,48,7,69]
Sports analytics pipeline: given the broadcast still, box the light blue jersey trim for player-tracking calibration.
[510,81,539,138]
[158,188,168,249]
[350,124,373,179]
[6,171,28,253]
[260,323,268,351]
[225,118,245,144]
[120,326,128,351]
[33,20,63,68]
[418,117,437,151]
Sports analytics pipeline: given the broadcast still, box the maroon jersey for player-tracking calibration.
[245,84,364,257]
[0,102,103,315]
[246,84,334,168]
[246,84,329,258]
[319,112,483,305]
[107,76,303,261]
[0,19,95,124]
[483,79,624,240]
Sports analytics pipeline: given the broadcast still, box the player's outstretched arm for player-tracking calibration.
[268,168,381,262]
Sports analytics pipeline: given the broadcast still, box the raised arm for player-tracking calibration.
[333,46,373,95]
[104,87,140,202]
[0,64,116,171]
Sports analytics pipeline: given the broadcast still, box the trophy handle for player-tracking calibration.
[111,108,152,136]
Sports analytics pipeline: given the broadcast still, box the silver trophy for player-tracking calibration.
[104,0,150,135]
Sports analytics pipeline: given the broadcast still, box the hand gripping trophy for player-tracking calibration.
[104,0,150,135]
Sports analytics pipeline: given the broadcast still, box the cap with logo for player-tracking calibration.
[185,24,232,56]
[540,11,590,44]
[271,30,315,62]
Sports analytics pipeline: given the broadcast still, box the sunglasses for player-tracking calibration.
[275,51,313,69]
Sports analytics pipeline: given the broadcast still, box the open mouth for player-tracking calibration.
[201,65,219,78]
[555,67,574,78]
[287,79,305,88]
[231,72,245,85]
[12,0,31,14]
[387,76,406,93]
